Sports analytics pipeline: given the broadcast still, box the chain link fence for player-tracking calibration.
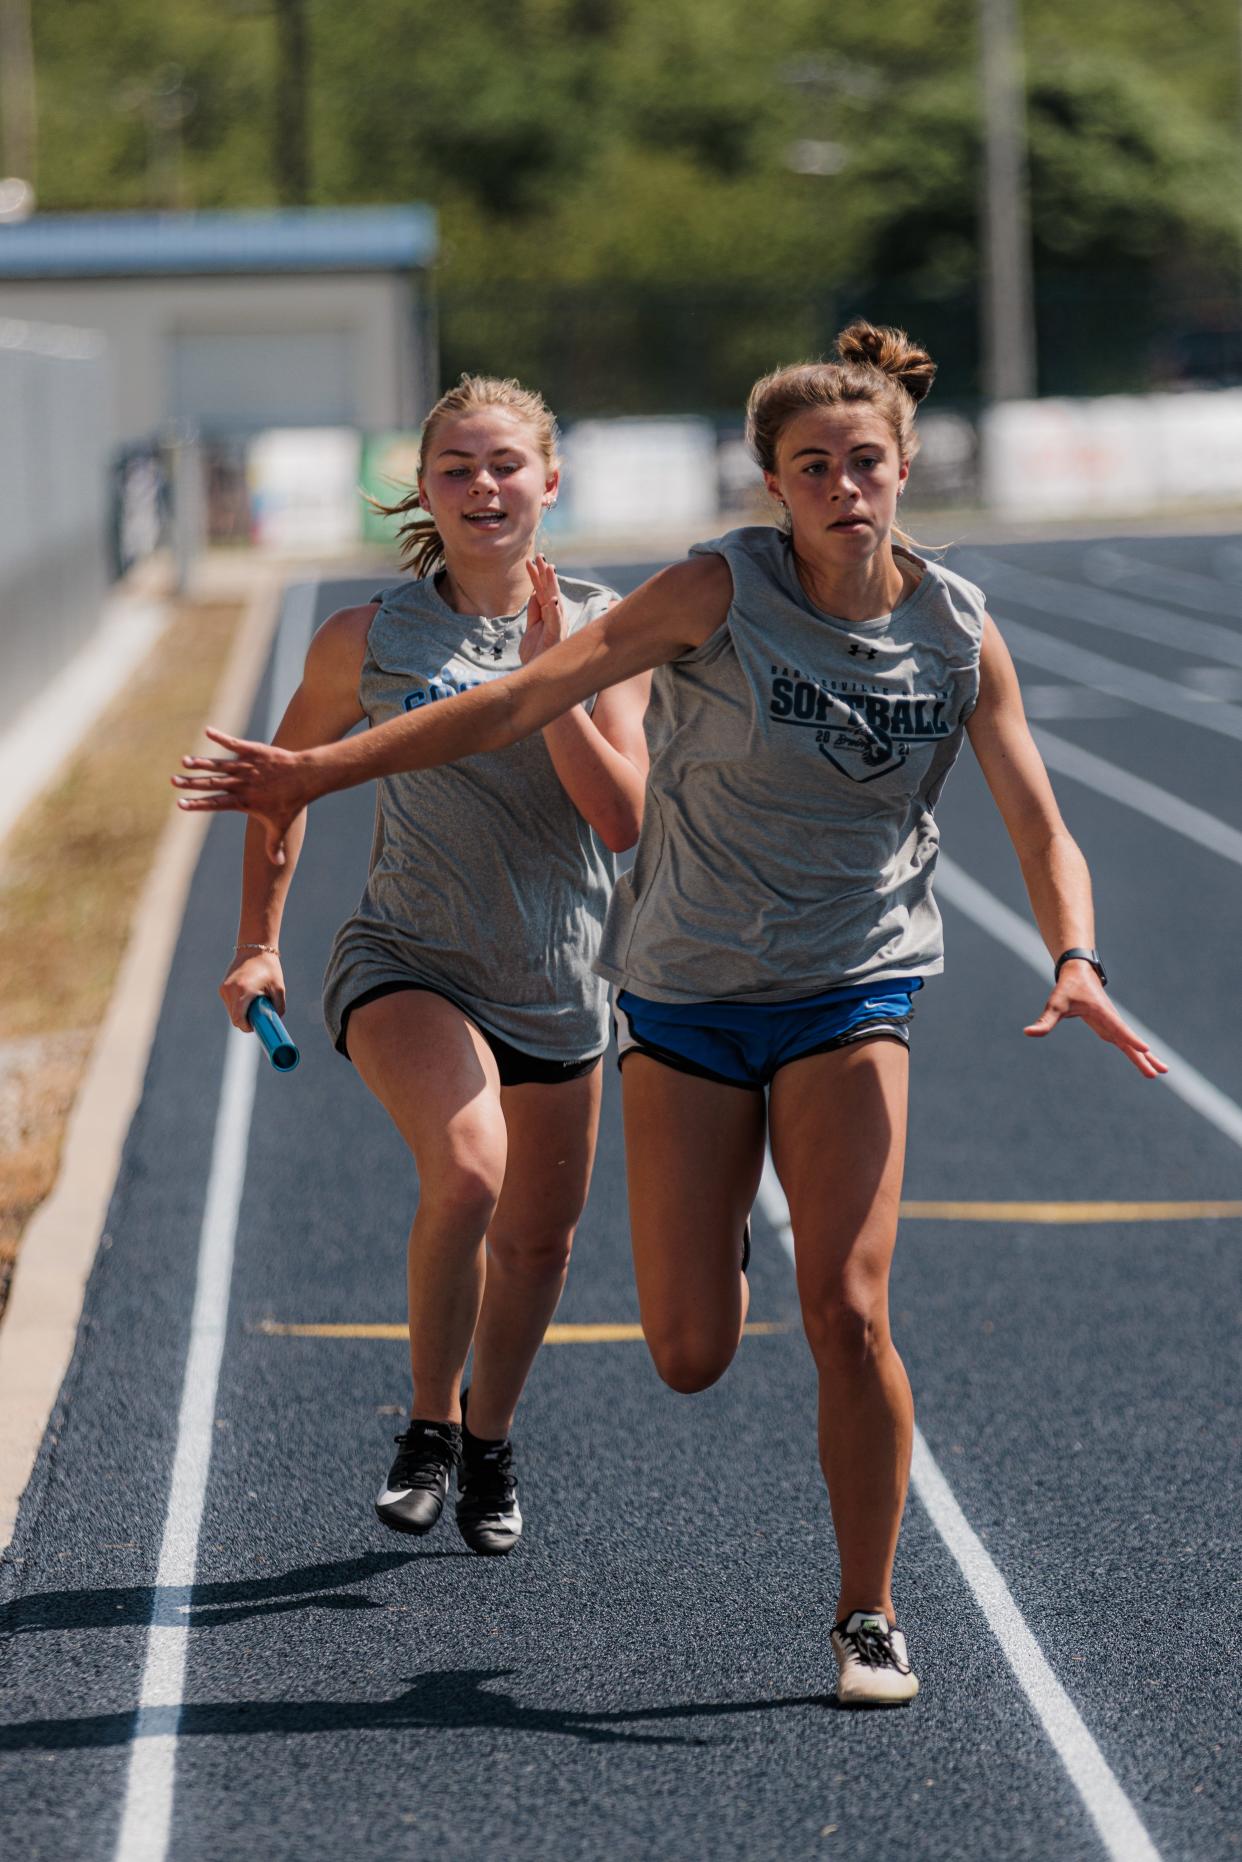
[439,271,1242,421]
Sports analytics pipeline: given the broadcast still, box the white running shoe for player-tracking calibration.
[831,1610,920,1706]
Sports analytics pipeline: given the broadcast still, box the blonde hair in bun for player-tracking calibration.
[833,319,937,407]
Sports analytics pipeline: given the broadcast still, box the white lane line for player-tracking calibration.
[957,551,1242,670]
[112,584,316,1862]
[754,1168,1163,1862]
[909,1440,1161,1862]
[1022,685,1129,722]
[758,1152,794,1254]
[995,613,1242,745]
[1082,546,1242,620]
[113,1030,258,1862]
[935,855,1242,1151]
[1030,727,1242,872]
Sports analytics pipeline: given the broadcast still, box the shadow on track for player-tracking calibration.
[0,1668,834,1753]
[0,1549,473,1636]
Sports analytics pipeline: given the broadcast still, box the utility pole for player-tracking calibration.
[273,0,310,205]
[979,0,1037,401]
[1238,0,1242,357]
[0,0,37,196]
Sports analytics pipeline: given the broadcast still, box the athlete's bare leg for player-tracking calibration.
[620,1056,766,1392]
[466,1065,603,1440]
[346,990,507,1424]
[768,1037,912,1622]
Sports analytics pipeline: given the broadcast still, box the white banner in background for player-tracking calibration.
[560,416,720,535]
[982,388,1242,519]
[247,427,362,551]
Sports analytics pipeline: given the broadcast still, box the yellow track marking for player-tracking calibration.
[257,1320,791,1343]
[258,1322,405,1339]
[256,1204,1239,1342]
[548,1321,790,1342]
[899,1200,1242,1223]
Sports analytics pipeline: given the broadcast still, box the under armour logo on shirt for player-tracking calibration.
[849,643,878,660]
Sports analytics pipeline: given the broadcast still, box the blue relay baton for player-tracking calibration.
[247,995,300,1072]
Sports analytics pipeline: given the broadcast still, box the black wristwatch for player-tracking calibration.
[1054,947,1108,987]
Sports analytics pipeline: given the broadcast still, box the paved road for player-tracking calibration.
[1,535,1239,1861]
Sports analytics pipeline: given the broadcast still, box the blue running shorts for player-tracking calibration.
[614,978,923,1090]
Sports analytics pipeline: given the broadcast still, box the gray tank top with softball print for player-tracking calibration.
[595,525,986,1003]
[322,571,618,1060]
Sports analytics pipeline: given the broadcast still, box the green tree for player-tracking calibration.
[21,0,1242,405]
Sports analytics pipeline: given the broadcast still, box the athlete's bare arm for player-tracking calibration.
[218,604,371,1029]
[174,556,732,863]
[966,614,1166,1078]
[520,555,651,853]
[538,667,652,852]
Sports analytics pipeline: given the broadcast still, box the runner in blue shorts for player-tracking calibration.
[178,321,1166,1702]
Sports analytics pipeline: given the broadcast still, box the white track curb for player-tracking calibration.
[0,567,284,1551]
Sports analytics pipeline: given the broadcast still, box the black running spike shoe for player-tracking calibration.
[374,1419,461,1536]
[456,1392,522,1556]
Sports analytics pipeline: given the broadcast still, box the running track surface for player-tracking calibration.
[1,535,1239,1862]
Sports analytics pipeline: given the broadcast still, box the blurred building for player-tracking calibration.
[0,205,438,452]
[0,320,111,733]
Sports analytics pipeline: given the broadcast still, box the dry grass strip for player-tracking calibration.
[0,599,242,1318]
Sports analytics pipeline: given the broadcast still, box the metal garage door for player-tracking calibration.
[168,328,355,435]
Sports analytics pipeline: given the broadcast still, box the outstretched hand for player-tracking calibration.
[520,554,566,664]
[1024,965,1167,1079]
[172,729,315,865]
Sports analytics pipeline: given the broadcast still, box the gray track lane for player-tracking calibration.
[1,541,1238,1860]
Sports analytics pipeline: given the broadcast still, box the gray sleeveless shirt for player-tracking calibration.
[322,572,618,1059]
[595,525,986,1003]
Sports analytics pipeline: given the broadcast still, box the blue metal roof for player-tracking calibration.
[0,205,437,278]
